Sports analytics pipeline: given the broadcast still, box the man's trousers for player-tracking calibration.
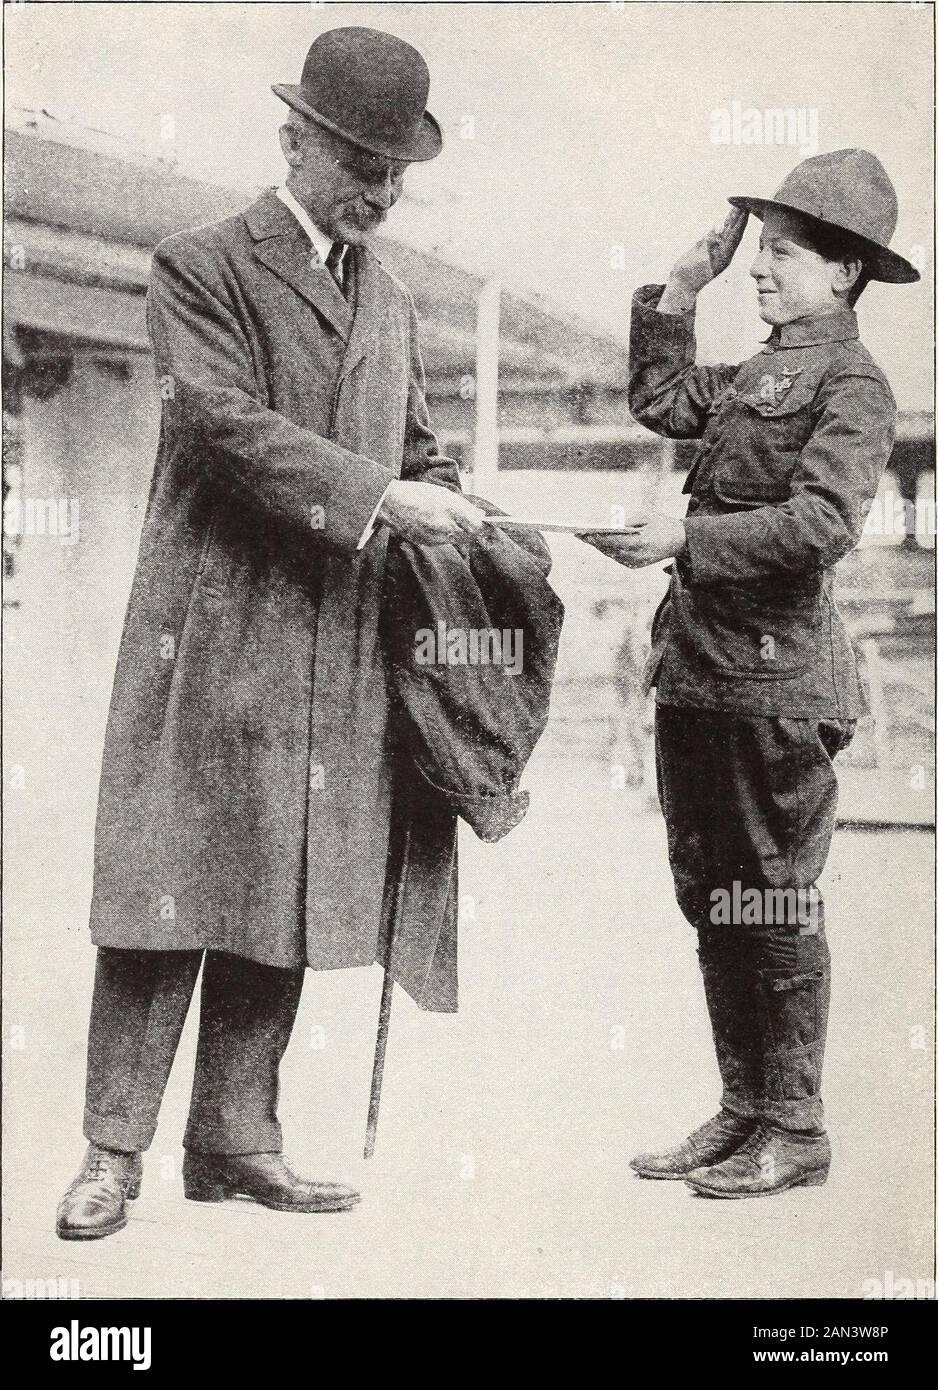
[654,705,855,1134]
[82,948,304,1155]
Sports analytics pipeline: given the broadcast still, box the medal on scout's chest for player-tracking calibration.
[759,365,803,410]
[775,365,804,397]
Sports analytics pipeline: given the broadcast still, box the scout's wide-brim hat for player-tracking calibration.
[729,148,919,284]
[272,26,442,163]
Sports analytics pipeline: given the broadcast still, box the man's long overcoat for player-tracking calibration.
[89,190,460,1008]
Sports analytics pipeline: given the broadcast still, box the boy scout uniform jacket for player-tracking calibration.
[630,285,897,717]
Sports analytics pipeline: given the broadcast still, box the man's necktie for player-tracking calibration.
[325,242,347,296]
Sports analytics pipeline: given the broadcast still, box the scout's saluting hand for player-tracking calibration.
[578,207,748,567]
[656,206,748,311]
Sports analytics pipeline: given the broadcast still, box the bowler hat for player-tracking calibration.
[729,149,919,284]
[272,27,442,163]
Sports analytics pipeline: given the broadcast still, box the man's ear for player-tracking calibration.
[279,123,303,168]
[833,255,863,297]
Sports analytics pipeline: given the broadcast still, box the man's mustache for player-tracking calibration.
[344,203,388,227]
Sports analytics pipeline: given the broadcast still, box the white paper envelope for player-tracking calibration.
[482,516,644,534]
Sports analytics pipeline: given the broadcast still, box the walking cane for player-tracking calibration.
[364,817,411,1159]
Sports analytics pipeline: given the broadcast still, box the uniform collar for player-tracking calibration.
[764,307,859,350]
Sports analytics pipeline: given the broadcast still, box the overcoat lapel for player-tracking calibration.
[245,191,353,341]
[338,245,393,381]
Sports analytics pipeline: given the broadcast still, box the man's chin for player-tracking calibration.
[336,216,386,247]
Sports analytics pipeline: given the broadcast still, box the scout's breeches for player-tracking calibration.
[653,706,854,933]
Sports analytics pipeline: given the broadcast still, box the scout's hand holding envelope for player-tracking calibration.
[578,206,749,567]
[578,514,687,568]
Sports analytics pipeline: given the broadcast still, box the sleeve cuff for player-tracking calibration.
[633,283,697,333]
[630,284,698,364]
[356,483,391,550]
[683,513,735,585]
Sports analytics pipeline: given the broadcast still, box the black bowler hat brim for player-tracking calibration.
[728,195,920,284]
[272,82,442,163]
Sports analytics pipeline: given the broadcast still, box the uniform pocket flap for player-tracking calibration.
[712,453,798,506]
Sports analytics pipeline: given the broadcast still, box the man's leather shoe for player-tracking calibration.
[183,1151,360,1213]
[630,1109,755,1179]
[56,1145,142,1240]
[684,1124,831,1198]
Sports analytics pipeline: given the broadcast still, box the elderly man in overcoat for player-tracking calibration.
[57,26,487,1239]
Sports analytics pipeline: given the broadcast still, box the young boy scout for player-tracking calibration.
[582,149,919,1197]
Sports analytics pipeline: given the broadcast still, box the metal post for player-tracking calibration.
[860,637,891,769]
[472,278,501,499]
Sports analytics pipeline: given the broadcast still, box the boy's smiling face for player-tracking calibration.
[749,207,860,326]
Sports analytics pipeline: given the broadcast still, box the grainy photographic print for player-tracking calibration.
[2,0,935,1337]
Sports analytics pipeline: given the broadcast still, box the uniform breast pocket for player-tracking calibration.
[712,449,799,506]
[712,380,816,504]
[683,587,822,679]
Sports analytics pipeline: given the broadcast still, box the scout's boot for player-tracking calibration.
[684,1123,831,1198]
[630,1109,756,1179]
[753,947,832,1137]
[685,946,833,1198]
[183,1151,360,1213]
[630,941,761,1179]
[697,939,763,1127]
[56,1145,142,1240]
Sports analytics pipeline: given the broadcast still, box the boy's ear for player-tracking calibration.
[833,255,863,296]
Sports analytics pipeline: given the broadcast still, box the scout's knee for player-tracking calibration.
[671,875,714,932]
[752,924,830,977]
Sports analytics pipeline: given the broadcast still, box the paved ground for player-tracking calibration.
[3,744,934,1300]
